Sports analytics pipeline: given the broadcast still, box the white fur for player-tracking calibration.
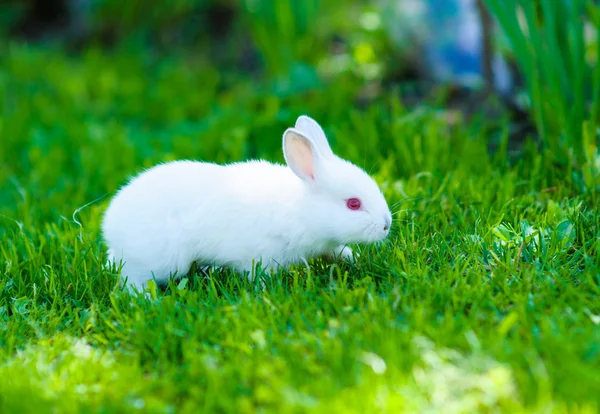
[102,115,392,291]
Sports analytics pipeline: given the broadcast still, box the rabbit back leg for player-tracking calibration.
[117,261,155,293]
[107,249,161,293]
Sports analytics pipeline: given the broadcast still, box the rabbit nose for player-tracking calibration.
[383,216,391,231]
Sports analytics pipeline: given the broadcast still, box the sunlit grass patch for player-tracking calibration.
[318,336,524,413]
[0,334,170,413]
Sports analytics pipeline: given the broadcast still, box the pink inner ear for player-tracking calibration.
[288,134,315,180]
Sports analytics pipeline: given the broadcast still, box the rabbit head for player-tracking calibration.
[283,115,392,246]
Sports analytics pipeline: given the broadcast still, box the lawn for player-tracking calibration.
[0,43,599,413]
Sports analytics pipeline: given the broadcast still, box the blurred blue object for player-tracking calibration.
[393,0,513,92]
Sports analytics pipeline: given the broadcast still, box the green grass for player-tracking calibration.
[486,0,600,174]
[0,43,599,413]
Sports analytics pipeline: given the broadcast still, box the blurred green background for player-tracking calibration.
[1,0,598,179]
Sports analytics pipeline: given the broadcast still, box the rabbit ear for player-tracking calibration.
[282,128,323,181]
[295,115,334,158]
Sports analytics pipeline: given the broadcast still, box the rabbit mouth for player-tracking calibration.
[363,222,388,243]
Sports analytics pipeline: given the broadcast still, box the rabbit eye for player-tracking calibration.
[346,198,361,211]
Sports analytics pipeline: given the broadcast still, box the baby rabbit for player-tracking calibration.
[102,115,392,291]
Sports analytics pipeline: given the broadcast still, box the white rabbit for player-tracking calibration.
[102,115,392,292]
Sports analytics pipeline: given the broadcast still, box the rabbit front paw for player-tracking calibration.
[327,245,354,262]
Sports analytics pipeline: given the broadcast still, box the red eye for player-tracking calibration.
[346,198,361,211]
